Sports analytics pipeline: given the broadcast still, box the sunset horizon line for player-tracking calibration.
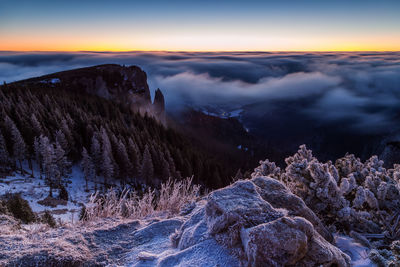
[2,49,400,53]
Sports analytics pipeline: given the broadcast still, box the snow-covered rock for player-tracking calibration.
[173,178,351,266]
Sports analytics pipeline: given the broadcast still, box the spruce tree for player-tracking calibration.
[40,136,56,196]
[34,136,42,178]
[30,114,42,136]
[5,116,26,173]
[55,130,69,154]
[140,145,154,184]
[101,148,114,186]
[165,149,180,179]
[116,139,132,180]
[127,138,140,177]
[0,130,10,168]
[161,154,170,179]
[54,141,71,184]
[60,119,74,155]
[100,127,112,152]
[90,134,101,175]
[81,147,94,191]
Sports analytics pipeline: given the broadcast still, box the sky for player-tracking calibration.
[0,0,399,51]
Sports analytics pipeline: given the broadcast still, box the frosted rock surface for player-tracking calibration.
[173,178,350,266]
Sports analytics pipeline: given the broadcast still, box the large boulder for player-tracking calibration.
[241,216,348,267]
[173,178,351,266]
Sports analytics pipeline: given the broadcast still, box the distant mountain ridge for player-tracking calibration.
[14,64,166,124]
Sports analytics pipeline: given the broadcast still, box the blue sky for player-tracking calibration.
[1,0,399,51]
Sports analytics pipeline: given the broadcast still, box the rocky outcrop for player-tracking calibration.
[18,64,166,122]
[173,178,351,266]
[153,88,166,125]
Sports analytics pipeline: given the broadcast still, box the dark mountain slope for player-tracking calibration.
[14,64,165,122]
[0,65,238,189]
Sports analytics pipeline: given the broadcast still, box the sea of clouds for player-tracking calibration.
[1,51,399,134]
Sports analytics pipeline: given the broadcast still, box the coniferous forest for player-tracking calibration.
[0,81,241,191]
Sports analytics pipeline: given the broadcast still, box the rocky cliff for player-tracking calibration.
[153,88,166,125]
[17,64,166,123]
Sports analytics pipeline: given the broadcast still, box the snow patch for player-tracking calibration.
[0,162,95,222]
[39,78,60,84]
[198,107,243,119]
[335,235,376,267]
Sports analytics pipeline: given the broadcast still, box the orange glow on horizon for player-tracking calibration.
[1,33,399,52]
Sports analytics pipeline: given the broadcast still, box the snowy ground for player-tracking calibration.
[335,235,376,267]
[198,106,243,119]
[0,209,239,266]
[0,162,98,222]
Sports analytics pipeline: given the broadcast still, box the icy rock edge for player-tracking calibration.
[172,177,351,267]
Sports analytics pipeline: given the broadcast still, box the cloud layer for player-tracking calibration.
[1,51,399,134]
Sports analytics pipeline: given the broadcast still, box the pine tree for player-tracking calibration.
[30,114,42,136]
[5,116,26,173]
[54,141,71,184]
[109,132,120,178]
[165,149,180,179]
[116,139,132,180]
[34,137,42,178]
[60,119,74,155]
[127,138,140,177]
[0,130,10,168]
[140,145,154,184]
[100,128,115,186]
[101,148,114,186]
[55,130,68,154]
[150,143,162,176]
[40,136,57,196]
[90,134,101,175]
[81,147,94,191]
[100,127,112,152]
[161,154,170,179]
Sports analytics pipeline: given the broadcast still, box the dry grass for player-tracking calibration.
[82,177,200,222]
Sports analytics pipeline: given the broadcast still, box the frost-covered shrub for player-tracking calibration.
[5,194,36,224]
[252,145,400,242]
[78,205,87,221]
[251,159,281,179]
[41,210,56,228]
[279,145,348,223]
[0,200,9,214]
[58,185,68,201]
